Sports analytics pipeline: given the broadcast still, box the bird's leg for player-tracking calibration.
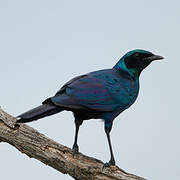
[72,118,83,155]
[103,127,115,167]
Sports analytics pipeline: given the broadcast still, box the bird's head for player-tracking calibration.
[114,49,164,77]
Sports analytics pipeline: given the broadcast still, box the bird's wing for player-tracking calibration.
[55,74,87,95]
[51,74,118,111]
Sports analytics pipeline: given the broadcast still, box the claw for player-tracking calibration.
[72,144,79,156]
[102,159,115,169]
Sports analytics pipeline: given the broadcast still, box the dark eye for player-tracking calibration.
[134,53,139,57]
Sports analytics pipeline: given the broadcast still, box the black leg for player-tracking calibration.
[103,128,115,167]
[72,118,83,155]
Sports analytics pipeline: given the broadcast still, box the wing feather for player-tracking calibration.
[51,74,118,111]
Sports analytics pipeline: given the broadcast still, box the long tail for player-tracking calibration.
[17,104,63,123]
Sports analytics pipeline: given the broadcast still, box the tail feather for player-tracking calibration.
[17,104,63,123]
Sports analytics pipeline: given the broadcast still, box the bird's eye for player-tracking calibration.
[134,53,139,57]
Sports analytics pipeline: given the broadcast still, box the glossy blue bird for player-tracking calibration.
[17,49,163,166]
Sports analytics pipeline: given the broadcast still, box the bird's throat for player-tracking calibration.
[128,68,141,78]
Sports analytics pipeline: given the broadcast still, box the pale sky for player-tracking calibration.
[0,1,180,180]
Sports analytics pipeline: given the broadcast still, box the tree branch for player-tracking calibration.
[0,107,145,180]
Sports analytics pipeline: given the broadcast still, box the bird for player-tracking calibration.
[17,49,163,167]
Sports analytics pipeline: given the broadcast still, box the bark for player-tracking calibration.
[0,107,146,180]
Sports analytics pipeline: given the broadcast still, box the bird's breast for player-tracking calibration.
[106,78,139,109]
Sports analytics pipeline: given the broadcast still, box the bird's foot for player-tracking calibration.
[102,159,115,169]
[72,144,79,156]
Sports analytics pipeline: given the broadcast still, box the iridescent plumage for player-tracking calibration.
[17,49,163,166]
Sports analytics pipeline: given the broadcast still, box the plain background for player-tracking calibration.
[0,1,179,180]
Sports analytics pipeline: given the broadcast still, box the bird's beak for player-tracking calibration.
[145,55,164,61]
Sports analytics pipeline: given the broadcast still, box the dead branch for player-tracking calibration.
[0,107,145,180]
